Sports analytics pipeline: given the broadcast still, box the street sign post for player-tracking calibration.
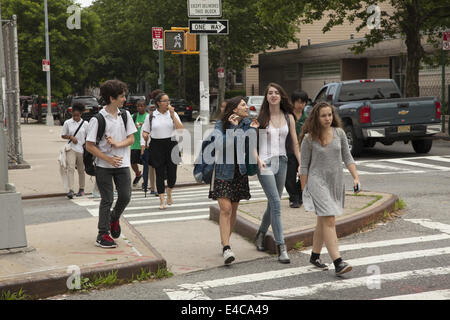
[189,20,228,35]
[188,0,222,18]
[152,27,163,50]
[42,59,50,72]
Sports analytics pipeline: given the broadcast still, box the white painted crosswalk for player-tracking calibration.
[163,218,450,300]
[70,155,450,226]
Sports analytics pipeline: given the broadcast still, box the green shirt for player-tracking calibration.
[295,111,307,136]
[131,112,148,150]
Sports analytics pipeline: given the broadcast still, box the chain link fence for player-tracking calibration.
[419,63,450,113]
[1,15,25,167]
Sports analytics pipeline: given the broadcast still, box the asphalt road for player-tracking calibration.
[38,138,450,300]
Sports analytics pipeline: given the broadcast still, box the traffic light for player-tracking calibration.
[164,30,185,51]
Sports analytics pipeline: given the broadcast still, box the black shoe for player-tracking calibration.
[133,175,142,186]
[95,233,118,248]
[67,190,74,199]
[290,201,300,208]
[310,258,329,270]
[76,189,84,197]
[335,261,352,276]
[110,219,121,239]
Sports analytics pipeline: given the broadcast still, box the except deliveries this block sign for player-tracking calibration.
[152,27,164,50]
[443,31,450,51]
[188,0,222,17]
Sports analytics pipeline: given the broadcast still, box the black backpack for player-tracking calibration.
[83,111,128,176]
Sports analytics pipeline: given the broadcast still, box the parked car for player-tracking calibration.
[170,98,193,121]
[124,94,146,114]
[244,96,264,119]
[59,95,101,125]
[306,79,441,156]
[30,95,59,121]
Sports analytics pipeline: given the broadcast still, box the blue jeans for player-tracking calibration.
[257,156,288,246]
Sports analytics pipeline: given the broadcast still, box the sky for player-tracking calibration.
[76,0,94,8]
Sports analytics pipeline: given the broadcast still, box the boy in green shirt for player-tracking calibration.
[286,90,309,208]
[131,100,148,186]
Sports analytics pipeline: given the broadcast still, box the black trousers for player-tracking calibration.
[149,138,179,194]
[285,153,302,203]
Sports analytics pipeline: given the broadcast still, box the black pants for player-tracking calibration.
[149,138,179,194]
[285,153,302,203]
[96,167,131,235]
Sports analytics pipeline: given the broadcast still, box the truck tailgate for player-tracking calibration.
[369,97,438,126]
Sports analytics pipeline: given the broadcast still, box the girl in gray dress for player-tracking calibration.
[299,101,361,276]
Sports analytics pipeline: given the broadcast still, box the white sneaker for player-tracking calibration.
[223,249,235,265]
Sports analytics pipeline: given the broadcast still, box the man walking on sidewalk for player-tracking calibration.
[86,80,137,248]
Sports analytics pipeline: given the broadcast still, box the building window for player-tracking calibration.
[302,61,341,78]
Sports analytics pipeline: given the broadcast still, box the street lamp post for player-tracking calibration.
[44,0,53,126]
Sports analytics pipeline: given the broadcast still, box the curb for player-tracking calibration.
[209,192,399,254]
[0,218,167,300]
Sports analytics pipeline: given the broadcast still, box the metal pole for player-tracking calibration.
[11,15,23,163]
[442,48,446,132]
[159,50,165,91]
[199,34,210,124]
[44,0,53,126]
[0,3,9,192]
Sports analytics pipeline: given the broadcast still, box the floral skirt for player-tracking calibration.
[208,165,251,202]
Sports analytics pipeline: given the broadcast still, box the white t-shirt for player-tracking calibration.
[140,113,150,147]
[86,108,137,168]
[142,109,181,139]
[259,122,289,162]
[61,118,89,154]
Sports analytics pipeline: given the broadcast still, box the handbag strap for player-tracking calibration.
[68,119,85,144]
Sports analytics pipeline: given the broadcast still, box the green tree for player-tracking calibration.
[259,0,450,97]
[2,0,101,98]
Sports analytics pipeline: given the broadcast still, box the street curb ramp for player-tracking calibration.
[210,192,399,254]
[0,219,167,299]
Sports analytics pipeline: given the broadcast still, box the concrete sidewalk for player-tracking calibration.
[1,121,399,299]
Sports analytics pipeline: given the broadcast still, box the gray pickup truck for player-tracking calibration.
[307,79,442,156]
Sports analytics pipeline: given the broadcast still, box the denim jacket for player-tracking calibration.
[213,118,256,181]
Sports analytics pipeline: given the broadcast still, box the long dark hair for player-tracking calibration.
[220,96,244,131]
[154,92,168,110]
[257,83,293,129]
[299,101,343,146]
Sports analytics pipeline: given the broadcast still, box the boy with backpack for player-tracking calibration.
[85,80,137,248]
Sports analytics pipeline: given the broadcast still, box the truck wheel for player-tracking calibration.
[344,125,364,157]
[412,139,432,154]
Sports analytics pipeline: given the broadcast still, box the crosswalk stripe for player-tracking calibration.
[165,246,450,299]
[375,288,450,300]
[405,219,450,234]
[129,214,209,225]
[426,156,450,164]
[362,163,423,172]
[300,233,450,255]
[222,266,450,300]
[124,208,210,218]
[385,158,450,171]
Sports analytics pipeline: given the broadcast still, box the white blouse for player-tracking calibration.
[142,109,181,139]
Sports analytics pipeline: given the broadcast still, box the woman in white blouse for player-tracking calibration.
[142,92,184,209]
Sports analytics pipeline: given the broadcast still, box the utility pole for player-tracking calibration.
[44,0,54,126]
[199,34,210,124]
[0,2,27,250]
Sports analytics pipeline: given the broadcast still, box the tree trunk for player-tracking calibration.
[403,1,424,97]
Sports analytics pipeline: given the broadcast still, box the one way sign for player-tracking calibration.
[189,20,228,35]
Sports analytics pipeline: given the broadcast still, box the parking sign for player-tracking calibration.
[443,31,450,51]
[152,27,164,51]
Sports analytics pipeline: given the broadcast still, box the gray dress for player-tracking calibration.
[299,127,355,216]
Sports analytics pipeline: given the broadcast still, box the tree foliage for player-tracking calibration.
[2,0,100,98]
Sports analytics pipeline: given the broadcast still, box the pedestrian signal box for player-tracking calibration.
[164,31,186,51]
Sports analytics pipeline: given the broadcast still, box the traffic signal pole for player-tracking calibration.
[0,3,27,250]
[199,34,210,124]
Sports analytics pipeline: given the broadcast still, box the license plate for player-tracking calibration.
[398,125,410,133]
[178,111,184,115]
